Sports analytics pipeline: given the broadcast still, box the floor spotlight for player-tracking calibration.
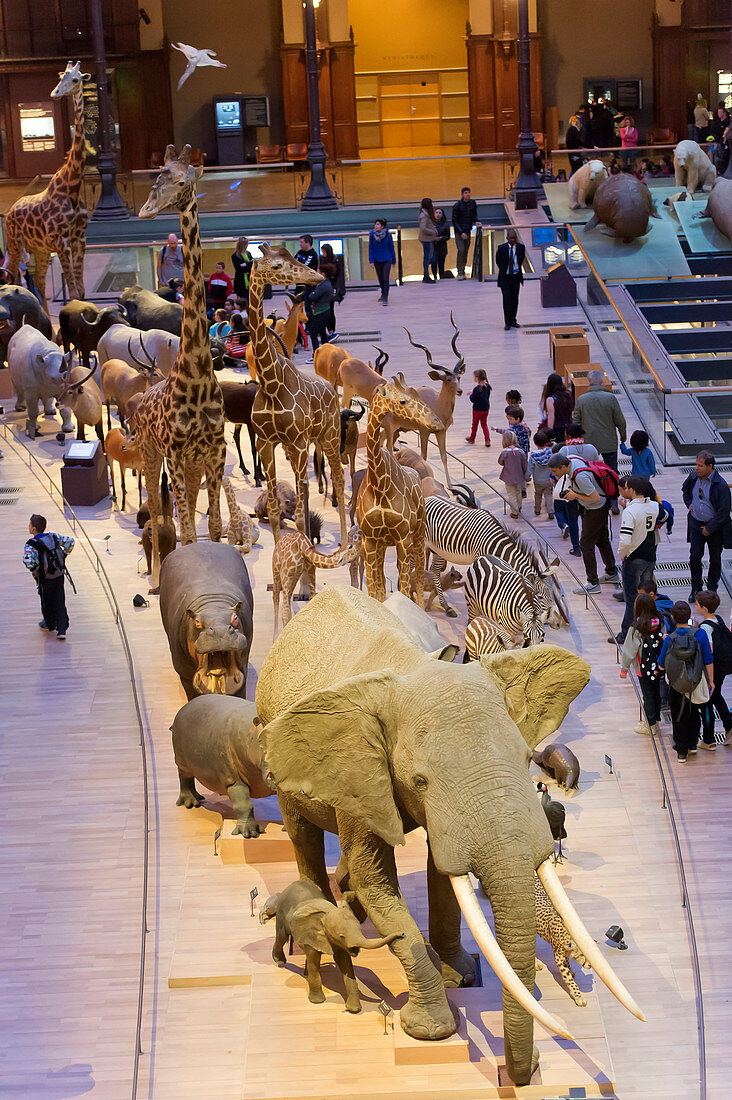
[606,924,628,950]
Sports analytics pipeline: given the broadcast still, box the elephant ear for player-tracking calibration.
[479,645,590,751]
[293,901,334,955]
[259,670,404,847]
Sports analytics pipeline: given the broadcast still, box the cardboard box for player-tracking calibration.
[553,332,590,376]
[569,365,612,399]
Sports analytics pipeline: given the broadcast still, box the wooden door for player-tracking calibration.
[378,72,440,149]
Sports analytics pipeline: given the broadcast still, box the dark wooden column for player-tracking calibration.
[280,37,358,159]
[466,14,542,154]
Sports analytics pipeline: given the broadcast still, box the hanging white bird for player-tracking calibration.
[172,43,227,91]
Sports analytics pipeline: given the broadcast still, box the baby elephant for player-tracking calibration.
[259,880,402,1013]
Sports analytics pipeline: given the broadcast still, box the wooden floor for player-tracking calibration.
[1,266,728,1099]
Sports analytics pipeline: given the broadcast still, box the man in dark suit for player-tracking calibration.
[495,229,525,331]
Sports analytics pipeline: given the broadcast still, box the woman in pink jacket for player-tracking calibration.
[620,116,638,171]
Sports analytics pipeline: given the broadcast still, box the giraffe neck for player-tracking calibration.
[170,196,212,384]
[48,88,85,206]
[367,400,392,495]
[248,272,282,394]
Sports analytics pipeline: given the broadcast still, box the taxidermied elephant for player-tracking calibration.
[674,139,717,194]
[259,879,402,1012]
[255,586,644,1085]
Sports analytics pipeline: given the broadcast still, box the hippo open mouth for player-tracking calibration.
[192,650,245,695]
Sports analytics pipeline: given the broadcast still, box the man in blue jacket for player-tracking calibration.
[681,451,732,600]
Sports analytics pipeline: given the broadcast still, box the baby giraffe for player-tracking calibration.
[272,530,357,635]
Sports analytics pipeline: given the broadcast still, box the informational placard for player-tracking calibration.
[19,104,56,153]
[616,80,642,111]
[242,95,270,128]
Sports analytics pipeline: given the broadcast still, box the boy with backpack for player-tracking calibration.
[658,600,714,762]
[548,452,620,594]
[694,590,732,746]
[23,514,75,640]
[619,593,665,736]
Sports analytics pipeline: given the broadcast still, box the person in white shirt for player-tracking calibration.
[616,476,663,644]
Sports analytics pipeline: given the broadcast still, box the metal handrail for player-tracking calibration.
[436,440,707,1100]
[0,422,151,1100]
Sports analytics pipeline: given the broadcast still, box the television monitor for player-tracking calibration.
[215,100,241,130]
[532,226,556,248]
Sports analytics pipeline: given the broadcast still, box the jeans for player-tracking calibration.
[640,677,661,726]
[468,410,490,443]
[669,685,700,753]
[620,556,655,636]
[689,516,723,594]
[580,502,617,584]
[554,498,580,551]
[308,311,331,350]
[455,234,471,276]
[39,576,69,633]
[500,277,521,327]
[709,674,732,733]
[621,149,637,170]
[374,260,391,300]
[421,241,435,278]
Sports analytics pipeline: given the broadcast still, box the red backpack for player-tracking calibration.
[570,461,620,499]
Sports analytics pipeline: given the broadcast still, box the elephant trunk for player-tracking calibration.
[354,930,403,951]
[480,856,541,1086]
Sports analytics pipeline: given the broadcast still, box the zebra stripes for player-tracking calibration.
[465,555,546,647]
[463,616,520,662]
[424,496,567,624]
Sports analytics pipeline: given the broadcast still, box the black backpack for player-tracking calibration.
[664,629,704,696]
[706,616,732,678]
[30,535,65,580]
[639,630,664,682]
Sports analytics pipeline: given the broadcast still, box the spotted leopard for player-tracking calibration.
[535,878,589,1006]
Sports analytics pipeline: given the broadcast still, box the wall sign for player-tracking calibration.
[19,104,56,152]
[242,95,270,128]
[616,80,642,111]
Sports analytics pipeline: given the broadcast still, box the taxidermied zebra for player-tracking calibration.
[424,495,567,624]
[462,616,521,662]
[465,555,546,647]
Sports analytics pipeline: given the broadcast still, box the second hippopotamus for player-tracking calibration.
[171,694,271,835]
[159,542,254,700]
[584,175,660,242]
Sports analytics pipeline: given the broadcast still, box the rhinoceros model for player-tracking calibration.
[159,542,254,700]
[171,695,271,835]
[8,324,73,436]
[0,285,52,363]
[584,175,660,242]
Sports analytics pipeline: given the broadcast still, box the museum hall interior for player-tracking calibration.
[1,1,732,1097]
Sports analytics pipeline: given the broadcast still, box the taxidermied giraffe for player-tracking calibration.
[5,61,89,310]
[249,246,348,546]
[356,381,443,606]
[271,530,357,636]
[129,145,226,590]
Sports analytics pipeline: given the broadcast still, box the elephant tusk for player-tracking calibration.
[449,874,573,1040]
[537,861,646,1022]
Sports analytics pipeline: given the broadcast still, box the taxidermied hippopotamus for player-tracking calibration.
[532,742,580,790]
[171,695,271,835]
[698,176,732,244]
[159,542,254,700]
[584,175,660,242]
